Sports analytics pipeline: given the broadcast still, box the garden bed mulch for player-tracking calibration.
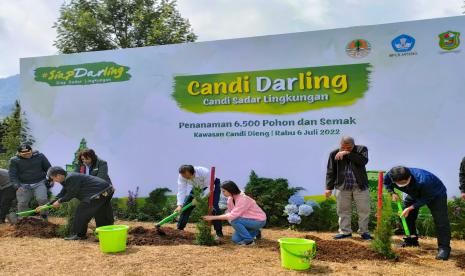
[127,226,195,246]
[0,220,196,246]
[0,219,420,264]
[303,235,417,263]
[455,254,465,269]
[0,217,61,238]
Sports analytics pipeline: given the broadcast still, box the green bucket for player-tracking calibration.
[95,225,129,253]
[278,238,317,270]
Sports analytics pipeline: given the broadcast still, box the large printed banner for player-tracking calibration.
[20,16,465,197]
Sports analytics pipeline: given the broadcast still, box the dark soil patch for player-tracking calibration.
[11,217,60,238]
[127,226,195,246]
[455,254,465,269]
[304,235,416,263]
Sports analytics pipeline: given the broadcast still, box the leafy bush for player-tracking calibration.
[141,188,173,221]
[245,171,302,227]
[371,194,397,259]
[295,199,339,231]
[448,197,465,239]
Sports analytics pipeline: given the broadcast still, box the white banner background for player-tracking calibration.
[20,16,465,197]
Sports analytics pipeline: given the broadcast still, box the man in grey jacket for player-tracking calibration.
[0,169,15,223]
[9,144,51,219]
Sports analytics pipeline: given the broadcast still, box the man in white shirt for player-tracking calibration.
[176,165,223,238]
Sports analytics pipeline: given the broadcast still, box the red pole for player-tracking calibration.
[377,171,384,226]
[208,167,215,216]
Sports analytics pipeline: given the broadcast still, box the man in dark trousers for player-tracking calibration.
[384,166,450,260]
[176,165,223,240]
[325,136,371,240]
[9,144,51,220]
[0,169,15,224]
[37,166,114,240]
[460,156,465,200]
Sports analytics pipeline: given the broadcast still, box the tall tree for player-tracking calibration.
[53,0,197,53]
[0,101,35,168]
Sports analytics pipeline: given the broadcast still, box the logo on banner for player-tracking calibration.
[389,34,417,57]
[34,62,131,86]
[173,63,372,115]
[392,34,415,52]
[345,39,371,58]
[438,31,460,51]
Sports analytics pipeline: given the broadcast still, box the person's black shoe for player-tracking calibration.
[360,233,372,241]
[64,234,87,241]
[401,236,420,247]
[333,233,352,240]
[255,231,262,240]
[436,248,450,261]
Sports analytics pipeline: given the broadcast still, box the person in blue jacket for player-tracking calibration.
[384,166,450,260]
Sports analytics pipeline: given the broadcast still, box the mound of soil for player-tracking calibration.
[127,226,195,246]
[11,217,60,238]
[304,235,415,263]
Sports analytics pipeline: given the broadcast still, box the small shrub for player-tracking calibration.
[371,194,397,259]
[192,186,215,246]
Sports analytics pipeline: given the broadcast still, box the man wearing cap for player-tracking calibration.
[9,144,51,220]
[0,169,15,224]
[37,166,114,240]
[384,166,450,260]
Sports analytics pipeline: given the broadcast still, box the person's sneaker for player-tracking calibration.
[333,233,352,240]
[436,248,450,261]
[238,240,255,246]
[360,233,372,240]
[255,231,262,240]
[214,234,224,242]
[64,234,87,241]
[400,236,420,247]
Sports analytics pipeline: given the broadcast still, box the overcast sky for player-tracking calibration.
[0,0,462,77]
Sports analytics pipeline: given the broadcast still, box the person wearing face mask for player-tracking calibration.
[9,144,51,220]
[75,149,112,184]
[325,136,371,240]
[384,166,450,260]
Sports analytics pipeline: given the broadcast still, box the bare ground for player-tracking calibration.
[1,218,465,276]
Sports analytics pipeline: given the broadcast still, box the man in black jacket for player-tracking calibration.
[325,136,371,240]
[9,144,51,220]
[37,166,114,240]
[460,157,465,200]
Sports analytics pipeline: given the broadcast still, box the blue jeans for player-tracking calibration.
[177,178,223,236]
[230,217,266,244]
